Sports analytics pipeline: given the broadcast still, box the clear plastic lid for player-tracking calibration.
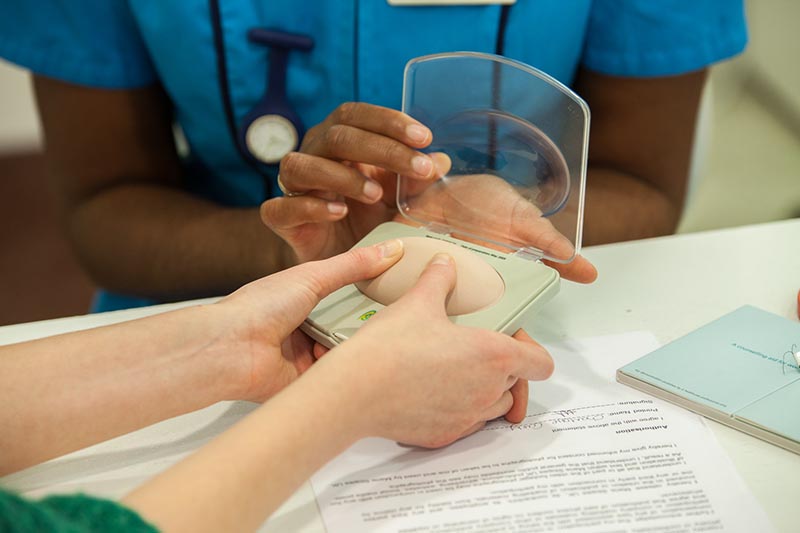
[398,52,589,263]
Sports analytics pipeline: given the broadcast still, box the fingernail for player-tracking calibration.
[362,179,382,202]
[430,253,452,266]
[327,202,347,215]
[412,155,432,177]
[406,124,429,143]
[377,239,404,259]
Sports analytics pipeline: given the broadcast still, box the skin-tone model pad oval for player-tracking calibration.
[355,237,505,316]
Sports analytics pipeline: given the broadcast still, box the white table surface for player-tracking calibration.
[1,218,799,532]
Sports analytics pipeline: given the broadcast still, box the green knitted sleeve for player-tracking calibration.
[0,489,158,532]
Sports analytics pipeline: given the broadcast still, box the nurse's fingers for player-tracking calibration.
[315,102,433,149]
[543,256,598,284]
[260,195,347,231]
[279,152,385,204]
[400,152,453,196]
[305,124,446,181]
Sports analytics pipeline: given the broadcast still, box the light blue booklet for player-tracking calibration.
[617,305,800,454]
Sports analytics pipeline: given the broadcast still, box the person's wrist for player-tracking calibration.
[314,340,386,441]
[178,303,252,403]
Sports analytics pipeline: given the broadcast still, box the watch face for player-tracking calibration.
[245,114,299,164]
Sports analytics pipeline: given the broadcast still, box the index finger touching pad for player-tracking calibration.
[355,237,505,315]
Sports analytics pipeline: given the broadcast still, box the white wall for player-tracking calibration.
[678,0,800,232]
[0,59,42,154]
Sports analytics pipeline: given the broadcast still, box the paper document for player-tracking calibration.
[311,332,773,533]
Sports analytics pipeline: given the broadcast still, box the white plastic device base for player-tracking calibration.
[301,221,560,349]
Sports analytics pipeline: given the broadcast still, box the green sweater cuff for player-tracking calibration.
[0,489,158,533]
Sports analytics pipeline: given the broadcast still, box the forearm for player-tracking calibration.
[33,78,288,300]
[68,183,292,300]
[123,359,365,533]
[0,305,237,475]
[582,166,682,245]
[572,68,706,246]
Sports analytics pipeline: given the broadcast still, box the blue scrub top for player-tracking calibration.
[0,0,747,312]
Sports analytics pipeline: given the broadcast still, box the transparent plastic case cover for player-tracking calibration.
[399,52,589,264]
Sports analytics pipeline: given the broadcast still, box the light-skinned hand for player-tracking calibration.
[315,253,555,448]
[213,238,405,402]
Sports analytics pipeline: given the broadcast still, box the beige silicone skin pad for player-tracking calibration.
[355,237,505,316]
[302,222,560,348]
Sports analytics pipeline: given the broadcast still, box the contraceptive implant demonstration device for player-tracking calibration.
[302,52,589,348]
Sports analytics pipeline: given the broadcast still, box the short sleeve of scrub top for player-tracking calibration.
[581,0,748,77]
[0,1,156,88]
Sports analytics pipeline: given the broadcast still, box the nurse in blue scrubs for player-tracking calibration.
[0,1,747,311]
